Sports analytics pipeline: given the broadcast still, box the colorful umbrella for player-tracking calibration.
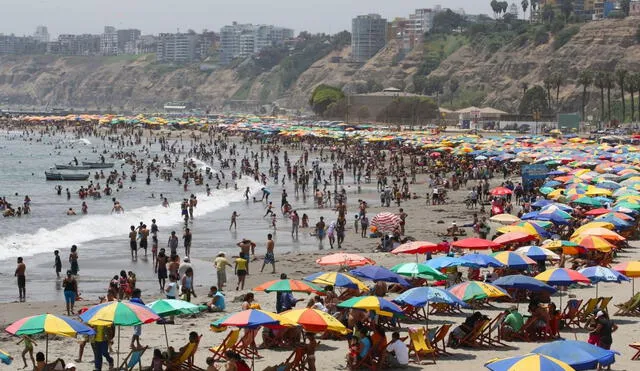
[542,239,587,255]
[80,301,160,327]
[485,353,575,371]
[424,256,471,269]
[532,340,618,371]
[571,227,625,242]
[535,268,591,286]
[459,253,504,268]
[146,299,203,347]
[452,237,502,250]
[493,274,557,293]
[514,245,560,260]
[337,296,403,316]
[491,251,537,269]
[584,208,611,216]
[348,266,410,286]
[316,253,375,267]
[612,261,640,294]
[254,279,325,294]
[213,309,289,329]
[573,222,615,235]
[370,212,401,233]
[391,240,439,255]
[493,231,538,245]
[279,308,347,334]
[390,262,447,280]
[303,272,368,291]
[393,287,467,308]
[579,266,630,296]
[490,187,513,196]
[448,281,510,302]
[570,235,615,252]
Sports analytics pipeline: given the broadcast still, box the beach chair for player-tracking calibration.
[629,342,640,360]
[598,297,613,314]
[429,302,462,315]
[510,316,537,342]
[209,329,240,362]
[401,304,427,322]
[164,335,205,371]
[561,298,583,329]
[407,327,436,364]
[577,298,600,324]
[478,312,508,347]
[284,347,309,371]
[615,294,640,316]
[231,328,261,359]
[348,345,376,371]
[118,346,148,370]
[431,323,452,356]
[459,319,489,348]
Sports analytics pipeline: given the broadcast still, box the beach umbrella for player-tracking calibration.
[498,221,552,238]
[448,281,509,302]
[571,227,625,242]
[490,187,513,196]
[578,266,630,297]
[0,350,11,365]
[493,231,538,245]
[452,237,502,250]
[514,245,560,260]
[493,274,557,293]
[316,253,375,267]
[573,222,615,235]
[491,251,537,269]
[459,253,504,268]
[254,279,325,294]
[5,314,95,363]
[535,268,591,308]
[594,214,633,229]
[303,272,369,291]
[279,308,347,334]
[391,240,439,256]
[370,212,401,233]
[573,196,603,207]
[542,240,587,255]
[337,296,403,316]
[570,235,615,253]
[80,301,159,365]
[393,287,467,308]
[485,353,575,371]
[213,309,289,329]
[612,261,640,294]
[146,299,202,347]
[584,208,611,216]
[424,256,471,269]
[532,340,618,371]
[349,266,410,286]
[489,214,521,225]
[390,262,447,280]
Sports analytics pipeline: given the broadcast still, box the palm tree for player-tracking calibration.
[552,72,564,109]
[625,75,637,122]
[578,70,593,120]
[520,82,529,98]
[594,72,606,122]
[604,72,614,121]
[521,0,529,20]
[635,73,640,121]
[543,76,554,109]
[615,69,628,122]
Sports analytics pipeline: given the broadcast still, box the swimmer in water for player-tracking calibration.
[67,208,76,216]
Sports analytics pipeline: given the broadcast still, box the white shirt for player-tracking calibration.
[386,340,409,365]
[166,282,178,298]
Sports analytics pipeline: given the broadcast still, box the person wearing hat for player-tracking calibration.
[591,311,618,359]
[214,252,232,291]
[500,306,524,340]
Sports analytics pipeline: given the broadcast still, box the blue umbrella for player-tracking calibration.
[594,215,632,229]
[349,266,410,286]
[393,287,467,308]
[424,256,471,269]
[578,266,630,297]
[532,340,618,371]
[493,274,557,293]
[459,253,504,268]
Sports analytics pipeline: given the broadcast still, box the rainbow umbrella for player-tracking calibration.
[612,261,640,294]
[5,314,95,362]
[571,227,625,242]
[213,309,289,329]
[146,299,202,347]
[390,262,447,280]
[491,251,537,269]
[254,279,325,294]
[570,235,615,252]
[303,272,369,291]
[279,308,348,334]
[542,240,587,255]
[0,349,11,365]
[337,296,403,316]
[535,268,591,308]
[485,353,575,371]
[514,245,560,261]
[448,281,510,302]
[578,266,630,297]
[573,222,615,235]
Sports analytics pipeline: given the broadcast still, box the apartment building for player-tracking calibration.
[351,14,388,62]
[156,32,200,63]
[219,22,293,65]
[33,26,50,43]
[100,26,118,55]
[117,29,141,54]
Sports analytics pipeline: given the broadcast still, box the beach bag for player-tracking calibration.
[587,332,600,345]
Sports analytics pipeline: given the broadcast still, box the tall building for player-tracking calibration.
[219,22,293,65]
[156,32,200,63]
[351,14,388,62]
[100,26,118,55]
[117,29,141,54]
[33,26,50,43]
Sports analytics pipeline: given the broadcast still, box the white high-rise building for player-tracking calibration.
[34,26,49,43]
[351,14,388,62]
[100,26,118,55]
[219,22,293,65]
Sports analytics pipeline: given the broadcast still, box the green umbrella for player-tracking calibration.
[540,187,555,195]
[614,201,640,210]
[573,196,603,207]
[390,263,447,280]
[147,299,203,347]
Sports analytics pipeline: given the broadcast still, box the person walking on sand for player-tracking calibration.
[128,225,138,260]
[53,250,62,278]
[168,231,179,256]
[63,270,78,316]
[17,335,36,369]
[315,217,326,247]
[183,228,192,257]
[261,234,276,274]
[15,257,26,302]
[398,208,407,235]
[229,211,239,230]
[69,245,79,276]
[234,255,248,291]
[290,210,300,238]
[214,252,232,291]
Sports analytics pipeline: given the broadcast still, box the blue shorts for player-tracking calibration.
[64,290,75,304]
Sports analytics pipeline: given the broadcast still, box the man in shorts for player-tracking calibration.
[261,234,276,274]
[315,217,326,246]
[15,257,26,302]
[214,252,232,291]
[128,225,137,260]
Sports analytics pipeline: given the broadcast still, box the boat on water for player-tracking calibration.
[82,162,114,169]
[45,171,90,181]
[55,164,92,170]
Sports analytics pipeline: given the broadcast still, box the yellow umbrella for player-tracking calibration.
[585,187,612,196]
[570,235,615,252]
[573,222,615,236]
[279,308,348,334]
[571,227,625,242]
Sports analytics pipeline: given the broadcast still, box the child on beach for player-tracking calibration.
[17,335,36,369]
[235,256,248,291]
[53,250,62,278]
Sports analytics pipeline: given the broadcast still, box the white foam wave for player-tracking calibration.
[0,177,260,260]
[189,157,216,173]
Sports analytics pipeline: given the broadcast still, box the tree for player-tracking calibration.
[431,9,467,34]
[491,0,500,18]
[560,0,574,23]
[621,0,631,16]
[604,72,614,121]
[616,69,628,122]
[520,82,529,98]
[552,72,564,110]
[594,72,606,122]
[309,84,345,117]
[625,75,637,122]
[423,76,446,103]
[577,70,593,120]
[530,0,538,21]
[521,0,529,20]
[519,85,549,115]
[542,4,555,23]
[543,76,554,108]
[448,78,460,105]
[501,1,510,16]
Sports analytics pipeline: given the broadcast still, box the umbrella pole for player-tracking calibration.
[117,326,120,366]
[423,306,429,330]
[45,334,48,364]
[164,323,169,348]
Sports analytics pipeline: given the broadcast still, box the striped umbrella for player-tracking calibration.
[337,296,403,316]
[570,235,615,252]
[535,268,591,308]
[390,262,447,280]
[493,231,538,245]
[571,227,625,242]
[212,309,290,329]
[254,279,325,294]
[514,245,560,261]
[491,251,537,269]
[146,299,203,347]
[448,281,510,302]
[485,353,575,371]
[279,308,347,334]
[303,272,369,291]
[612,261,640,294]
[370,212,401,233]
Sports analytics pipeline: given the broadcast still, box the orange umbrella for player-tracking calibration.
[571,227,625,242]
[316,253,375,267]
[570,235,615,253]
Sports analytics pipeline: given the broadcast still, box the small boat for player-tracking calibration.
[55,164,92,170]
[82,162,115,169]
[45,171,90,181]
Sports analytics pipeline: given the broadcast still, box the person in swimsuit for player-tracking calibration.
[128,226,137,260]
[15,257,26,302]
[155,249,168,290]
[69,245,79,275]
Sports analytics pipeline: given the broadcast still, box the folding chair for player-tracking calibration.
[615,294,640,316]
[284,346,309,371]
[231,328,261,359]
[459,319,489,348]
[348,346,376,371]
[630,342,640,361]
[401,304,427,322]
[598,297,613,313]
[510,316,536,342]
[577,298,600,324]
[164,334,205,371]
[407,327,436,364]
[561,298,583,329]
[118,346,148,370]
[209,329,240,362]
[431,323,452,356]
[478,312,508,347]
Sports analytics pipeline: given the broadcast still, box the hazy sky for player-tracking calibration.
[4,0,494,37]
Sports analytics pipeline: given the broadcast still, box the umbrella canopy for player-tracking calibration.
[498,222,551,238]
[452,237,502,250]
[514,245,560,260]
[570,235,615,252]
[491,251,537,269]
[448,281,510,302]
[6,314,95,338]
[316,253,375,267]
[459,253,504,268]
[490,187,513,196]
[489,214,521,225]
[254,279,325,294]
[542,240,587,255]
[337,296,403,315]
[493,274,557,293]
[571,227,625,241]
[349,266,410,286]
[393,287,467,308]
[79,301,160,326]
[146,299,202,317]
[579,266,630,284]
[390,262,447,280]
[370,212,401,233]
[485,353,575,371]
[594,214,633,229]
[573,222,615,235]
[584,208,611,216]
[391,240,438,255]
[612,261,640,277]
[279,308,348,334]
[213,309,288,329]
[424,256,471,269]
[303,272,369,291]
[493,231,538,245]
[532,340,618,371]
[535,268,591,286]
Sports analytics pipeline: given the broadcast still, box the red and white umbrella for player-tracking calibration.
[316,253,375,267]
[371,212,401,233]
[490,187,513,196]
[391,240,439,255]
[493,231,537,245]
